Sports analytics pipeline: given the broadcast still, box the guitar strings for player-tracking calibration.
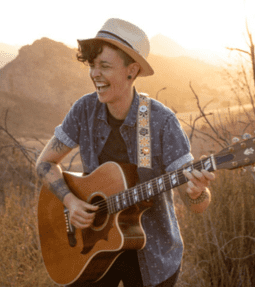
[91,159,210,214]
[97,175,205,213]
[92,159,210,214]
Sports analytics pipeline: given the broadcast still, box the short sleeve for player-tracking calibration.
[163,114,194,172]
[54,100,82,148]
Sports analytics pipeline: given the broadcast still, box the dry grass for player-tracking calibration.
[175,168,255,286]
[1,120,255,286]
[0,133,57,286]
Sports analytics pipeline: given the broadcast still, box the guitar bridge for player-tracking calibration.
[64,207,77,247]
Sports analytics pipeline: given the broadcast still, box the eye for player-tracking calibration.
[101,64,110,69]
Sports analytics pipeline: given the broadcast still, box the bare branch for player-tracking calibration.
[0,109,35,166]
[220,235,255,260]
[226,47,250,56]
[246,19,255,88]
[189,82,229,146]
[33,137,46,147]
[4,109,9,130]
[240,61,255,116]
[179,118,225,148]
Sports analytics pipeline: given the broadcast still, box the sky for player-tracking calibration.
[1,0,254,55]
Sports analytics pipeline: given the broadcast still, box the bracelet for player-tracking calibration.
[186,189,208,205]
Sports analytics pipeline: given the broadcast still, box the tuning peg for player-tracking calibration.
[242,133,251,140]
[232,137,240,144]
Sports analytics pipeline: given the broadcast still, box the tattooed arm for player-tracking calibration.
[36,136,98,228]
[36,136,72,201]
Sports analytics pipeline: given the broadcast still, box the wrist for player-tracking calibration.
[186,188,208,205]
[63,192,75,207]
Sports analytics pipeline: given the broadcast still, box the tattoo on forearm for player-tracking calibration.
[37,162,52,179]
[49,178,70,202]
[51,137,64,153]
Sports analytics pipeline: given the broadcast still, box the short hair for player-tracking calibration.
[77,40,135,67]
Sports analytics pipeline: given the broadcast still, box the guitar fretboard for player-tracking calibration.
[106,155,216,214]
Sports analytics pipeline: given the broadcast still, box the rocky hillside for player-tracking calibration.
[0,38,95,109]
[0,37,228,137]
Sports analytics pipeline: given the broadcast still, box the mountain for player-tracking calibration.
[0,43,19,68]
[0,37,227,137]
[135,53,226,112]
[150,34,226,66]
[150,34,188,58]
[0,37,95,106]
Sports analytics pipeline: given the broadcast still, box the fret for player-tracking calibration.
[163,174,172,190]
[115,194,121,211]
[156,177,165,193]
[126,190,132,207]
[140,184,145,201]
[170,171,179,188]
[107,197,112,214]
[121,192,128,208]
[203,157,212,171]
[110,196,116,214]
[146,182,153,198]
[152,181,159,196]
[132,187,139,203]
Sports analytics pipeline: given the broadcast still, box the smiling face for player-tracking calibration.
[89,45,134,105]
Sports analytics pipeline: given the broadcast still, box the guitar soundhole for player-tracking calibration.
[90,195,109,230]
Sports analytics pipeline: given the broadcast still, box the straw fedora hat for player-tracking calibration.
[77,18,154,77]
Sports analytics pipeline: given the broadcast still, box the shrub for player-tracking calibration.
[176,169,255,286]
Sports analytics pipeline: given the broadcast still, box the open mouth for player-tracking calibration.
[95,83,110,92]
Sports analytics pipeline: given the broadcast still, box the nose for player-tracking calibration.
[90,66,101,79]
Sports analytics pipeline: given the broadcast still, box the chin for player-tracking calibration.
[97,93,110,104]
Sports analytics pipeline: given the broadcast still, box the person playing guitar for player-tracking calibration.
[36,18,215,287]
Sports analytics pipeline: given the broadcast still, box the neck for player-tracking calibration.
[107,87,134,120]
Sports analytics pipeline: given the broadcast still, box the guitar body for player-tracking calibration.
[38,162,152,286]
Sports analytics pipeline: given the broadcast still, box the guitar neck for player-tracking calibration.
[107,155,217,214]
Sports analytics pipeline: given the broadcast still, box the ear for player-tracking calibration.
[128,62,141,79]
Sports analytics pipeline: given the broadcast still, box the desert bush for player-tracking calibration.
[176,168,255,287]
[0,133,57,286]
[0,187,57,286]
[175,66,255,286]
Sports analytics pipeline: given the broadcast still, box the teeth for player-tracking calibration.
[95,83,108,87]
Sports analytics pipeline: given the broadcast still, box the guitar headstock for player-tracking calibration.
[215,135,255,170]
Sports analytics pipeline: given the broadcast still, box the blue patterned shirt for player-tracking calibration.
[55,90,193,286]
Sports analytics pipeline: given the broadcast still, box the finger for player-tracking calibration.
[71,215,95,228]
[186,186,203,199]
[72,212,95,223]
[183,170,208,188]
[83,201,99,211]
[187,180,204,193]
[73,208,96,220]
[201,169,215,181]
[191,170,210,185]
[200,154,207,160]
[72,220,93,229]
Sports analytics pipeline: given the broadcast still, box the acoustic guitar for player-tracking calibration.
[38,137,255,285]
